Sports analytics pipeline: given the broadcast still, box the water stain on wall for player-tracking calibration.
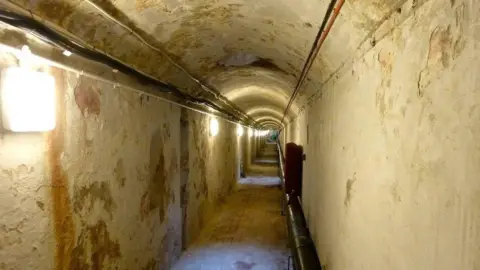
[376,50,395,118]
[164,3,242,59]
[36,0,80,25]
[141,259,157,270]
[140,128,176,223]
[70,220,121,269]
[135,0,159,12]
[74,78,101,117]
[114,159,126,187]
[303,22,313,28]
[344,173,357,207]
[36,201,45,211]
[418,25,454,96]
[191,119,209,198]
[73,181,117,219]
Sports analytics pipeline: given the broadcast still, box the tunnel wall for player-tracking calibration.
[288,0,480,269]
[0,65,239,269]
[184,110,238,247]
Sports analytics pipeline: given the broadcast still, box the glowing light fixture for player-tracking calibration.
[63,50,72,57]
[260,130,269,136]
[248,128,253,137]
[236,125,244,137]
[209,118,219,136]
[1,67,56,132]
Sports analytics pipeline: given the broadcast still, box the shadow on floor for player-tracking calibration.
[172,177,288,270]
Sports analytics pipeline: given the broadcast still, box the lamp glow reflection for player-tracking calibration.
[210,118,219,136]
[1,67,56,132]
[236,125,244,137]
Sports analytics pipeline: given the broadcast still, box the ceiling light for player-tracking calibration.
[63,50,72,57]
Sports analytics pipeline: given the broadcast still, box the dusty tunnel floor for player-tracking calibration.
[172,177,289,270]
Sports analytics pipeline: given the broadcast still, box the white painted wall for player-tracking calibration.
[289,0,480,269]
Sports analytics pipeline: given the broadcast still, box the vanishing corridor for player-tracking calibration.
[1,0,480,269]
[172,177,288,270]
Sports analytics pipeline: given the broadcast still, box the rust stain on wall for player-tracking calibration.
[47,68,75,270]
[73,181,117,219]
[74,79,101,117]
[70,220,121,269]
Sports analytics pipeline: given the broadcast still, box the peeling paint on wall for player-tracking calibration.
[0,59,239,269]
[139,128,177,223]
[70,220,121,269]
[73,181,116,219]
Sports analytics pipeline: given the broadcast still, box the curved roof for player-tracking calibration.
[9,0,398,126]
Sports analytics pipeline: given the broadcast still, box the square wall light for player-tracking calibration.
[1,67,56,132]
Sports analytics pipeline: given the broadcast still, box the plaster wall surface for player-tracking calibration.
[184,110,239,247]
[0,59,238,269]
[288,0,480,269]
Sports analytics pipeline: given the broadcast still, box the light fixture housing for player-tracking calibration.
[236,125,244,137]
[1,67,56,132]
[209,118,219,136]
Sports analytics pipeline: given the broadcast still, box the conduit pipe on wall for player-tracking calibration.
[0,8,259,128]
[276,141,321,270]
[281,0,346,125]
[1,0,258,127]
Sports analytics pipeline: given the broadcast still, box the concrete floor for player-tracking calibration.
[172,177,289,270]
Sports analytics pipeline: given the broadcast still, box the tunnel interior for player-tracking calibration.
[1,0,480,269]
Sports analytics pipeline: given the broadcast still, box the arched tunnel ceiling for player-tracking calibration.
[246,106,291,124]
[254,116,283,127]
[7,0,400,123]
[260,121,282,129]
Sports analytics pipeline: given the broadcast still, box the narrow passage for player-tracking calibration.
[172,177,288,270]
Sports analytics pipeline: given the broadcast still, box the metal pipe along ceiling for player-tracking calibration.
[281,0,346,125]
[0,5,259,128]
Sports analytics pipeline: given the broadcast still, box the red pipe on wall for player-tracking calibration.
[300,0,346,89]
[281,0,346,125]
[317,0,345,52]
